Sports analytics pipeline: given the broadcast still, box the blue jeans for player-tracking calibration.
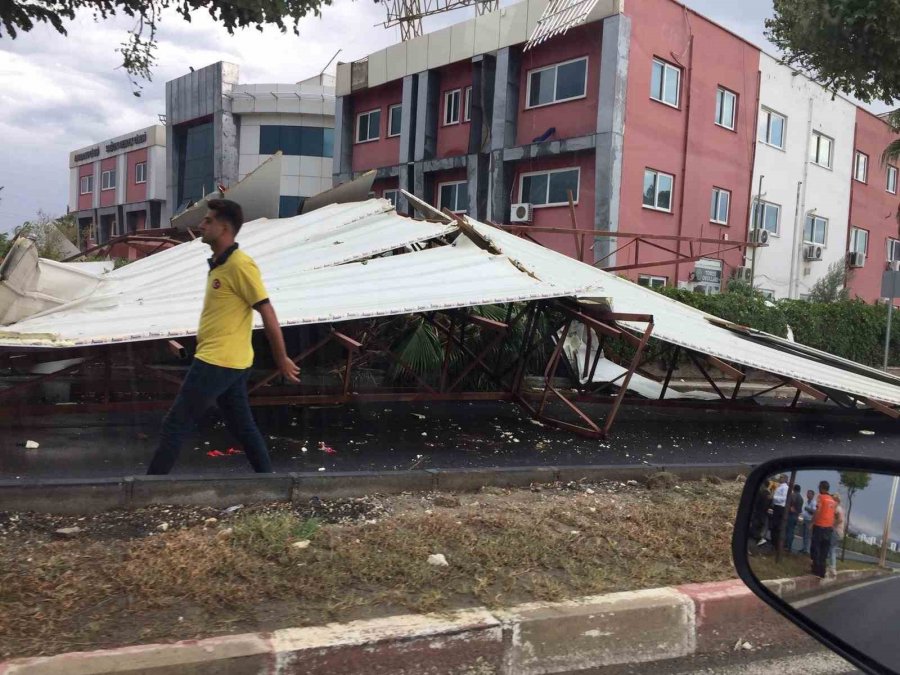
[801,520,812,553]
[147,359,272,474]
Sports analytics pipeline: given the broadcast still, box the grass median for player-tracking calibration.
[1,475,741,659]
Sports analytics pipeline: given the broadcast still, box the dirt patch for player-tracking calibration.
[0,479,742,660]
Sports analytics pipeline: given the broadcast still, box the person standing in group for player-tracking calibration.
[785,484,803,554]
[827,494,846,577]
[770,475,790,551]
[801,489,817,555]
[146,199,300,475]
[810,481,837,578]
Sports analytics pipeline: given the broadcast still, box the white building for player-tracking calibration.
[750,53,856,299]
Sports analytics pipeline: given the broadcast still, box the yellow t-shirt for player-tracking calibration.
[195,246,269,369]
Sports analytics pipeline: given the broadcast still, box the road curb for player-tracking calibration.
[0,463,751,514]
[0,580,801,675]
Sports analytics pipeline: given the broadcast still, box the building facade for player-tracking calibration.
[165,62,336,220]
[333,0,900,300]
[68,125,167,248]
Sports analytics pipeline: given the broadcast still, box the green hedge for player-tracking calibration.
[656,285,900,368]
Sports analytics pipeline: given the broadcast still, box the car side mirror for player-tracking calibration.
[733,455,900,675]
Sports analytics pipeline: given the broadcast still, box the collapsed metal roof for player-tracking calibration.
[2,199,900,410]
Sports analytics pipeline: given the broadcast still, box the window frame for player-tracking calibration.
[524,56,589,110]
[642,168,675,213]
[387,104,402,138]
[888,238,900,263]
[715,87,737,131]
[100,169,116,191]
[804,214,829,246]
[850,227,869,255]
[518,166,582,209]
[888,165,898,194]
[638,275,668,289]
[650,58,681,108]
[437,180,468,214]
[355,108,381,144]
[810,131,834,169]
[135,161,147,184]
[710,187,731,225]
[464,86,472,122]
[443,89,462,126]
[79,174,94,195]
[383,189,399,208]
[752,199,781,236]
[854,151,869,183]
[758,108,787,150]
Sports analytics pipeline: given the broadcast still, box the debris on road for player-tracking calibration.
[54,527,81,537]
[860,430,875,436]
[427,553,449,567]
[291,540,311,550]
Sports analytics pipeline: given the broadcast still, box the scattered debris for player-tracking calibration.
[860,430,876,436]
[411,413,426,420]
[222,505,244,515]
[291,540,311,550]
[203,518,218,527]
[216,528,234,540]
[157,523,170,532]
[18,441,39,449]
[318,467,326,472]
[54,527,81,537]
[647,472,679,490]
[318,442,336,455]
[427,553,449,567]
[432,495,461,508]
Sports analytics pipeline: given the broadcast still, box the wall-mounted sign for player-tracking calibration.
[105,132,147,154]
[74,147,100,163]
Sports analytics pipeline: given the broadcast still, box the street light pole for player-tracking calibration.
[885,296,895,371]
[879,476,899,568]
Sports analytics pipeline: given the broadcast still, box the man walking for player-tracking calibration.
[785,484,803,554]
[770,475,789,551]
[801,488,817,554]
[147,199,300,475]
[810,481,837,578]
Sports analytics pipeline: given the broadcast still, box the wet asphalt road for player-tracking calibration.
[1,399,898,480]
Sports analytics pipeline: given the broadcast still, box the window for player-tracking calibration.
[810,132,833,168]
[804,214,828,246]
[758,108,786,149]
[444,89,461,125]
[79,175,93,195]
[101,169,116,191]
[642,169,674,212]
[854,151,868,183]
[650,58,681,107]
[356,109,381,143]
[383,189,399,208]
[526,57,588,109]
[638,275,667,289]
[260,126,335,157]
[464,86,472,122]
[520,167,580,207]
[850,227,869,255]
[710,187,731,224]
[888,239,900,262]
[388,105,402,138]
[715,87,737,130]
[438,181,468,213]
[888,165,898,194]
[135,161,147,184]
[751,200,781,235]
[759,289,775,300]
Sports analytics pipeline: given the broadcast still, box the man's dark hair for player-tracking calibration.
[207,199,244,234]
[793,484,801,492]
[819,481,830,493]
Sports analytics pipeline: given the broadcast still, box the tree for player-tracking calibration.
[0,232,11,260]
[0,1,330,94]
[15,211,79,262]
[766,0,900,104]
[839,471,871,562]
[807,260,852,303]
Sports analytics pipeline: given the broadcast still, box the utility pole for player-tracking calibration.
[750,176,763,289]
[879,475,899,568]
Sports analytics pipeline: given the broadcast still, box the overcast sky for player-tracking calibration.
[0,0,862,232]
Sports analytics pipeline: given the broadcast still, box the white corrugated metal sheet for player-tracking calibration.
[3,201,900,409]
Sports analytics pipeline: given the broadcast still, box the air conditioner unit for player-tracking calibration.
[889,260,900,272]
[733,266,753,282]
[847,251,866,268]
[692,284,711,296]
[750,228,770,246]
[510,203,534,224]
[804,244,824,262]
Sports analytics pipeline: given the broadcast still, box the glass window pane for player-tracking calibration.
[718,191,729,222]
[758,112,768,142]
[724,92,735,127]
[643,171,656,207]
[548,170,579,204]
[323,129,334,158]
[369,110,381,139]
[651,61,663,100]
[771,115,784,147]
[657,173,673,210]
[456,182,468,211]
[710,191,718,220]
[556,59,586,101]
[440,184,454,209]
[810,136,819,163]
[664,66,679,105]
[764,205,779,233]
[299,128,322,157]
[357,115,368,142]
[281,127,301,156]
[529,68,556,107]
[804,217,813,241]
[822,137,832,165]
[523,174,549,205]
[390,106,402,136]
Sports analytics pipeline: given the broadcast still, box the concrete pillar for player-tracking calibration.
[332,95,353,184]
[467,153,490,221]
[594,14,631,264]
[215,62,240,190]
[490,47,521,153]
[414,71,440,162]
[490,151,514,224]
[469,54,496,155]
[397,75,418,214]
